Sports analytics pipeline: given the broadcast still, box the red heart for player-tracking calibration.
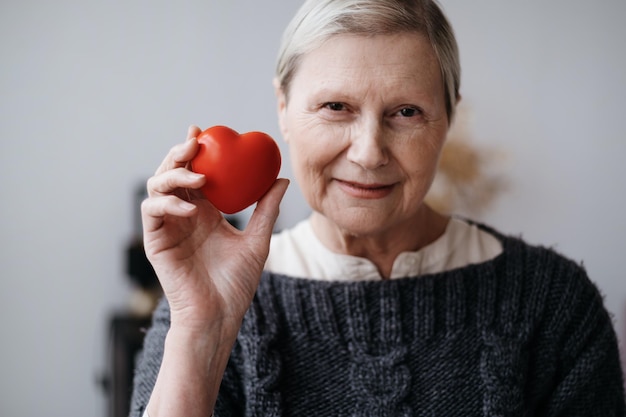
[190,125,281,214]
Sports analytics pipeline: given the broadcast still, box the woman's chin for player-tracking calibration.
[314,205,400,237]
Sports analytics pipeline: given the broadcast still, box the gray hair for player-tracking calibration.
[276,0,461,122]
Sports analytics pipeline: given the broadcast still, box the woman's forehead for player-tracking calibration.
[291,33,442,95]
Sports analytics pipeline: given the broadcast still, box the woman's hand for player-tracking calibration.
[141,125,289,334]
[141,126,288,417]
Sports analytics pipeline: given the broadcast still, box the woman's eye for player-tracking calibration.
[398,107,421,117]
[324,102,345,111]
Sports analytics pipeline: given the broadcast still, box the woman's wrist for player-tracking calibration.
[164,322,237,370]
[146,321,237,417]
[168,309,242,345]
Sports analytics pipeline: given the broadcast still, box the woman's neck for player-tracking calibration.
[309,205,449,279]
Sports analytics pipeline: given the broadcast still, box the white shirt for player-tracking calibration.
[265,217,503,280]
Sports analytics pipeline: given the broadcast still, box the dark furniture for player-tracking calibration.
[105,314,151,417]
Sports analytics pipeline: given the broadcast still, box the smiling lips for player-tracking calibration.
[335,179,395,199]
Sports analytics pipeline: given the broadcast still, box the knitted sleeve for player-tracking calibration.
[128,296,170,417]
[536,258,625,416]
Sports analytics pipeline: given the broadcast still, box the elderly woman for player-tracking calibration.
[130,0,625,416]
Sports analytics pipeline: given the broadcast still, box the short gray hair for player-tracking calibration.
[276,0,461,122]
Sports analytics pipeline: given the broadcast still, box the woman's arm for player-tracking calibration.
[145,324,235,416]
[540,264,625,416]
[132,126,288,417]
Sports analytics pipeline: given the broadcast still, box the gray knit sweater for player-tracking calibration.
[130,226,625,416]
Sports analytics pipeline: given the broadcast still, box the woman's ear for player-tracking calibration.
[273,77,289,143]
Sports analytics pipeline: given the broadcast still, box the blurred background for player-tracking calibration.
[1,0,625,415]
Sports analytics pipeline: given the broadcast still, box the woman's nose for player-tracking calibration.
[346,118,389,170]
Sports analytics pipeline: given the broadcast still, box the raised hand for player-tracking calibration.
[141,125,289,332]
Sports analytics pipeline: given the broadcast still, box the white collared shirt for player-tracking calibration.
[265,217,503,280]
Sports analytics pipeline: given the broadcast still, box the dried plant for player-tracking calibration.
[425,104,508,216]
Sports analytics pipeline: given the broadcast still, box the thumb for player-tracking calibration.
[245,178,290,239]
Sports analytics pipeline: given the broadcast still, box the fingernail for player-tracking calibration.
[179,201,195,212]
[187,125,199,140]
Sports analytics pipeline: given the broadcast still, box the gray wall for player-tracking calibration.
[1,1,624,415]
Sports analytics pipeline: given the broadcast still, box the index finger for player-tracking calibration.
[155,125,203,176]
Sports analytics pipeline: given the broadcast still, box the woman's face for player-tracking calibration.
[277,33,450,237]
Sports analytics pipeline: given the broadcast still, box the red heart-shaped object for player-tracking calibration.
[190,125,281,214]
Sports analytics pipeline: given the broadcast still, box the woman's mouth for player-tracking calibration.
[335,179,395,199]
